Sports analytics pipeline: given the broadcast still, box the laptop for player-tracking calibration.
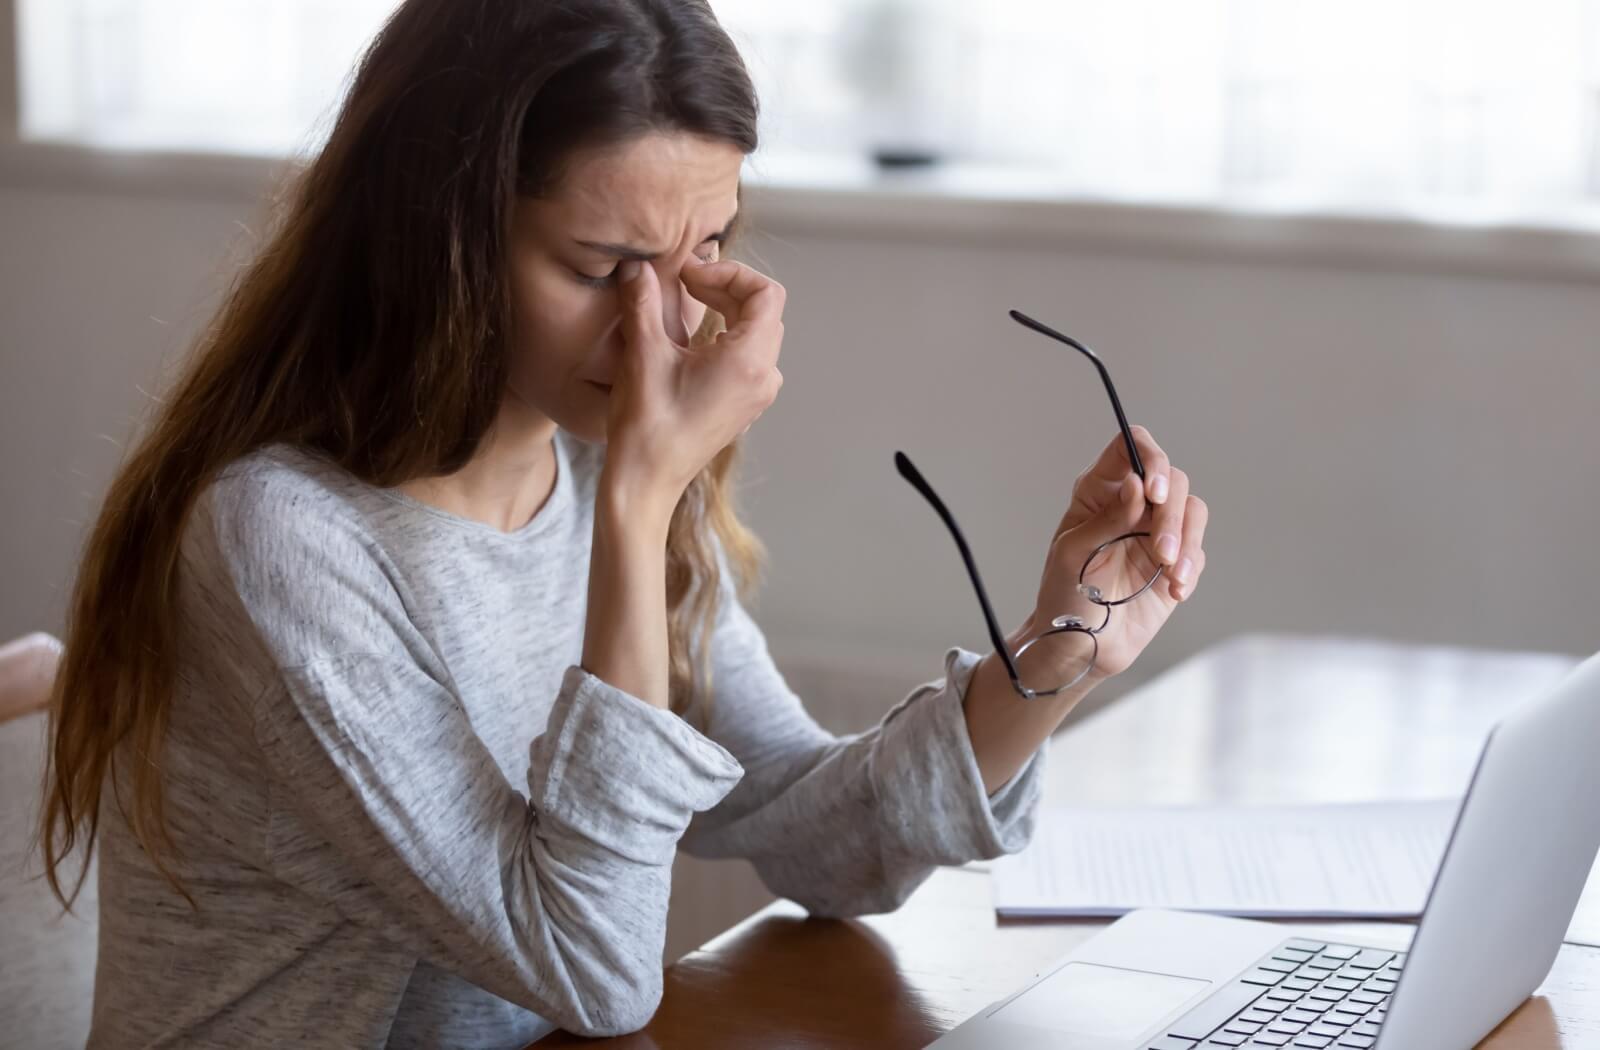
[930,648,1600,1050]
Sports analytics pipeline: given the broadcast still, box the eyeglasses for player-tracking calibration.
[895,310,1164,701]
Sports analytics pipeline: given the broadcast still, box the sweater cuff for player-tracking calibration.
[874,646,1048,866]
[528,665,745,865]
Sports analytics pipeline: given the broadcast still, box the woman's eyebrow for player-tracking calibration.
[575,211,738,260]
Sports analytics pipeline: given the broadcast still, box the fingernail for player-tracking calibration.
[1175,556,1194,584]
[619,260,641,283]
[1157,534,1179,563]
[1150,473,1169,502]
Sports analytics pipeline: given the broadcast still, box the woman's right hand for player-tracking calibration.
[603,256,785,507]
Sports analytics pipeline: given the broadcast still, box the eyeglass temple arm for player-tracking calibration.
[1007,309,1145,481]
[893,451,1025,690]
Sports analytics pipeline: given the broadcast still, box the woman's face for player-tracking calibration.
[507,131,746,443]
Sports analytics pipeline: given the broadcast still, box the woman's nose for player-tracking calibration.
[655,264,691,346]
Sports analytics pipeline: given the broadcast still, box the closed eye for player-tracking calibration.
[573,267,616,289]
[572,249,718,291]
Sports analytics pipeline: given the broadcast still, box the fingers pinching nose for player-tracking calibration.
[619,260,642,283]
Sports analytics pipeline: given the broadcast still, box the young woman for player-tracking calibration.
[40,0,1208,1046]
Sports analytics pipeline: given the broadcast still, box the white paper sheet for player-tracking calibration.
[994,800,1600,947]
[993,800,1460,920]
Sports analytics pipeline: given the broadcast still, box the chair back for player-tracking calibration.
[0,634,97,1050]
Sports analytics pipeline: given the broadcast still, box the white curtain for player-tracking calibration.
[19,0,1600,223]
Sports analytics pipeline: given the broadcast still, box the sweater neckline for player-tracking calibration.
[374,430,574,542]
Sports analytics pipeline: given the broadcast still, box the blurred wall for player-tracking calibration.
[3,169,1598,702]
[730,209,1600,697]
[5,159,1599,963]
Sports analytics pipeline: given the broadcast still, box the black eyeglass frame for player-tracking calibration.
[893,310,1164,701]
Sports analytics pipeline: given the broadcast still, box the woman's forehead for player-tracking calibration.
[547,132,742,245]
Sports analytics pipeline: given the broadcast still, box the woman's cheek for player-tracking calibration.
[521,268,599,332]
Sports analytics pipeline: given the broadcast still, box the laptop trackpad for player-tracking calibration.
[987,962,1210,1044]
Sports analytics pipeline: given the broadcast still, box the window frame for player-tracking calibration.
[1,0,17,143]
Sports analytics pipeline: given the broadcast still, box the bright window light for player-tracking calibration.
[16,0,1600,225]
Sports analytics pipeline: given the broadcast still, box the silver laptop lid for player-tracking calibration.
[1376,648,1600,1050]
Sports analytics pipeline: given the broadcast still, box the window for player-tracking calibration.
[17,0,397,156]
[16,0,1600,226]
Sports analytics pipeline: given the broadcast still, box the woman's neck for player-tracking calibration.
[395,403,560,534]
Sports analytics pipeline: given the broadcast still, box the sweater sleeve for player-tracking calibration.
[680,554,1048,917]
[200,469,743,1038]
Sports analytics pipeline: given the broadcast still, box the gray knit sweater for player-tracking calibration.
[86,428,1047,1048]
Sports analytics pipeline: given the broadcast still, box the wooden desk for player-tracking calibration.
[536,634,1599,1049]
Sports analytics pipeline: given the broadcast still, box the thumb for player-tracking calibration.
[1068,472,1147,553]
[618,260,669,353]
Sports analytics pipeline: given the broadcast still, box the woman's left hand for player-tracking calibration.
[1020,425,1208,683]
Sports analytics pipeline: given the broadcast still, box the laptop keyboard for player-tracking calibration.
[1142,938,1406,1049]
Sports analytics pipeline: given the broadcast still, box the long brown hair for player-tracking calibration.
[41,0,767,909]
